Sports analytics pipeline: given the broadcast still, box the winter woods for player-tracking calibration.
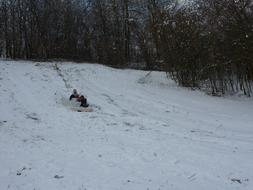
[0,0,252,96]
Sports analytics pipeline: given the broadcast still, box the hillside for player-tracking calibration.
[0,60,253,190]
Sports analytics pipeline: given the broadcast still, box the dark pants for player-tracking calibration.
[80,99,89,107]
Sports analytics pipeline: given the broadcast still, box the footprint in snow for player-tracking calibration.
[26,113,40,121]
[54,175,64,179]
[230,178,249,184]
[0,120,7,126]
[188,173,197,181]
[16,167,31,176]
[123,122,135,127]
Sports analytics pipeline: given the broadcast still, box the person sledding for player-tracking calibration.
[69,89,80,100]
[78,95,89,108]
[69,89,89,108]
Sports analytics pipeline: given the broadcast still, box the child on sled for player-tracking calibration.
[69,89,89,107]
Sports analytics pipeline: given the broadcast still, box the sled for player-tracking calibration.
[60,97,93,112]
[71,107,93,112]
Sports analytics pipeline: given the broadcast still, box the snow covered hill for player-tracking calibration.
[0,60,253,190]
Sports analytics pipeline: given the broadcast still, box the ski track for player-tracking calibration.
[0,60,253,190]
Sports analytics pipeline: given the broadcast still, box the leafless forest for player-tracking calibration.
[0,0,252,96]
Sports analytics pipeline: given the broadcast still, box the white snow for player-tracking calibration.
[0,60,253,190]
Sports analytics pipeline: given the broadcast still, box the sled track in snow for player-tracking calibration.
[54,63,72,89]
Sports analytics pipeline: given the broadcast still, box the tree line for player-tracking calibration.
[0,0,252,96]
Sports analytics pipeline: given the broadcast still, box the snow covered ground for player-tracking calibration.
[0,60,253,190]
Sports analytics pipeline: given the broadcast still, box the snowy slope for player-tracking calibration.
[0,60,253,190]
